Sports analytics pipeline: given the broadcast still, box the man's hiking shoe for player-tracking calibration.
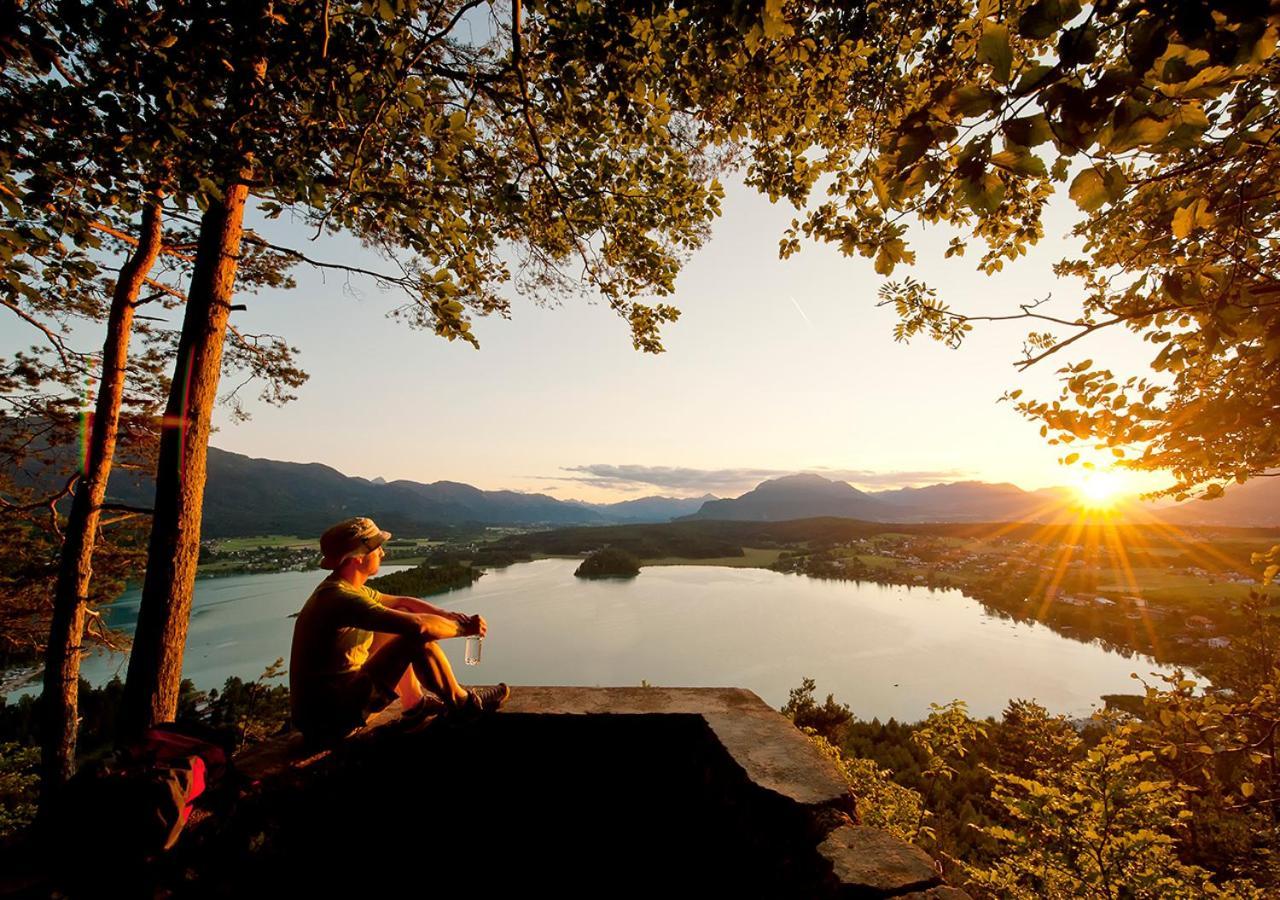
[460,683,510,717]
[400,693,447,727]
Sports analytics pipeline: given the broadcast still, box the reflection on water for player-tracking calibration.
[48,559,1180,721]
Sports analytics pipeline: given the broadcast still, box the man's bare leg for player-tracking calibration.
[363,634,469,708]
[410,640,469,707]
[366,631,427,707]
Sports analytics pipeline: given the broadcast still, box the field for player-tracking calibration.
[198,559,270,574]
[210,534,446,550]
[1095,568,1257,603]
[211,534,313,551]
[642,548,784,568]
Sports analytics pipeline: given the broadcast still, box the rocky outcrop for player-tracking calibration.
[207,687,967,897]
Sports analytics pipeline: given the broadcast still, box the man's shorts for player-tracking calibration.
[295,670,398,742]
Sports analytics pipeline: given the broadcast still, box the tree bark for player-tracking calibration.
[39,200,164,800]
[121,184,248,737]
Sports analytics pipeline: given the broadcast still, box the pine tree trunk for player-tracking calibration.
[38,200,164,800]
[121,184,248,737]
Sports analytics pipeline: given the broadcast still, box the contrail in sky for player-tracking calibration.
[788,295,813,329]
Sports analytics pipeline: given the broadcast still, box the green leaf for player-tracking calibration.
[1171,204,1195,239]
[1251,25,1278,62]
[958,171,1006,215]
[947,85,1000,117]
[894,126,935,169]
[1107,116,1171,153]
[1014,63,1057,96]
[1017,0,1082,40]
[874,238,913,275]
[1068,168,1107,212]
[762,0,791,40]
[1060,25,1099,66]
[979,23,1013,84]
[1003,114,1053,147]
[991,147,1047,177]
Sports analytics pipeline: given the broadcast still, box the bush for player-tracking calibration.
[0,743,37,839]
[574,547,641,579]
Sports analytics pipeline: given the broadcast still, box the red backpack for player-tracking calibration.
[60,722,232,856]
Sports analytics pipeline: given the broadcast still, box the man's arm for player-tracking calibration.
[349,601,473,641]
[382,594,468,623]
[386,599,488,638]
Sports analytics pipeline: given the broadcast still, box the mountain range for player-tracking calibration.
[1157,478,1280,527]
[684,472,1280,527]
[78,448,1280,536]
[683,474,1087,524]
[96,447,715,536]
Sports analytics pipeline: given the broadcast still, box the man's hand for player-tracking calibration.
[463,614,488,638]
[405,611,474,642]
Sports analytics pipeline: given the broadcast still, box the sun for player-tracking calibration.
[1072,470,1129,509]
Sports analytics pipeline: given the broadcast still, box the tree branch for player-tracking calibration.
[240,233,409,286]
[142,278,188,304]
[0,473,76,538]
[97,512,148,528]
[98,503,154,515]
[88,220,193,262]
[0,299,78,367]
[876,292,1083,328]
[0,474,78,515]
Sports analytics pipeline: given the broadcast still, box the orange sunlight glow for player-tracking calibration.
[1071,469,1130,509]
[953,463,1214,667]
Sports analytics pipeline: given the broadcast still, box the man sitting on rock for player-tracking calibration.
[289,516,509,742]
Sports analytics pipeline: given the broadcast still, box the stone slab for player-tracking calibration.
[228,687,967,897]
[898,887,972,899]
[817,825,941,895]
[502,686,851,807]
[237,686,850,810]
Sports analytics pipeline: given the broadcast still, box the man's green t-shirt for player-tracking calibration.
[289,576,402,730]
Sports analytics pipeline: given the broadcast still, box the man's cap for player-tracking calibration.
[319,517,391,569]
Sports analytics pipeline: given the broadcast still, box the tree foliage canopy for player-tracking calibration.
[14,0,1277,500]
[728,0,1280,500]
[8,0,752,352]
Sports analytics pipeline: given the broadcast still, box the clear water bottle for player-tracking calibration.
[465,636,482,666]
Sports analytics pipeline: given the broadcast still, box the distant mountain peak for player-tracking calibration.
[685,473,886,522]
[770,473,840,484]
[757,473,863,493]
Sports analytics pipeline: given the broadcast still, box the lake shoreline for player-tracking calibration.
[4,558,1187,722]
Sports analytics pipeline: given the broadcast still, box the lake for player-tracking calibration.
[52,558,1181,722]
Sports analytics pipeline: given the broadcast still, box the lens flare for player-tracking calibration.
[1073,470,1128,509]
[79,376,96,475]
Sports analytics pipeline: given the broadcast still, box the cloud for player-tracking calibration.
[552,464,970,496]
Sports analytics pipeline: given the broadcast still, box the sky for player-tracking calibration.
[9,175,1169,504]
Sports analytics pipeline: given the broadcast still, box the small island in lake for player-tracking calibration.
[368,561,483,596]
[575,547,642,579]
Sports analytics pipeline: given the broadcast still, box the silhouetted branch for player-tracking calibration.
[0,299,79,367]
[98,503,154,515]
